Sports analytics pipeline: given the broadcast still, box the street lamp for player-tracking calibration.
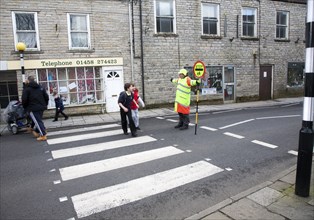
[16,42,26,83]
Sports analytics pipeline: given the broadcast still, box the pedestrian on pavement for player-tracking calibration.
[22,75,49,141]
[130,84,145,130]
[52,90,68,122]
[118,83,137,137]
[22,79,35,134]
[170,69,200,130]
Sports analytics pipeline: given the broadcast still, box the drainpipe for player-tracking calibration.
[129,0,134,81]
[139,0,145,102]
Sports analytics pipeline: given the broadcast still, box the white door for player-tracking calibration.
[104,68,124,112]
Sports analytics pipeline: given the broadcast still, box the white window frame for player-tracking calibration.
[12,11,40,51]
[242,7,257,37]
[67,13,91,50]
[276,11,289,39]
[202,3,220,36]
[154,0,176,34]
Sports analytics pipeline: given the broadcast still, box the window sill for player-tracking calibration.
[201,35,222,39]
[154,33,178,37]
[240,37,259,41]
[12,50,43,55]
[67,49,95,53]
[274,39,290,42]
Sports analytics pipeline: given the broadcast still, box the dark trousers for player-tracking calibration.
[179,113,190,127]
[54,108,68,120]
[29,111,46,136]
[120,108,137,135]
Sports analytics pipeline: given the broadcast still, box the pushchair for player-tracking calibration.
[2,100,30,134]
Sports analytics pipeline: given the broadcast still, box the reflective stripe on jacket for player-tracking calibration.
[172,77,197,114]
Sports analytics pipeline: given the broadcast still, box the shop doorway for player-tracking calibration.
[223,66,235,103]
[104,67,124,112]
[259,65,272,100]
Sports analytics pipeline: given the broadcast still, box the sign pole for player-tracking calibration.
[193,60,206,135]
[295,0,314,197]
[195,88,199,135]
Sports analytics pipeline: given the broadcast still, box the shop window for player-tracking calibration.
[202,3,220,35]
[184,66,223,95]
[287,62,305,87]
[242,7,257,37]
[37,67,103,108]
[67,13,91,49]
[0,81,18,108]
[276,11,289,39]
[155,0,176,33]
[12,11,40,51]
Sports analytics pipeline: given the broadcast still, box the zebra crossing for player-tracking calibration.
[46,123,224,219]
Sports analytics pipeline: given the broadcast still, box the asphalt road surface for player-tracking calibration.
[0,103,302,219]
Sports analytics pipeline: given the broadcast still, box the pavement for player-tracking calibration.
[1,97,314,219]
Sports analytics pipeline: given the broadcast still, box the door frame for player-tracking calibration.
[103,66,124,113]
[259,65,273,100]
[223,66,236,103]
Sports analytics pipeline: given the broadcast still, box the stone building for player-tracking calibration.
[0,0,307,115]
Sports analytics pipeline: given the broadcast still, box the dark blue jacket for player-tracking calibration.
[22,81,49,112]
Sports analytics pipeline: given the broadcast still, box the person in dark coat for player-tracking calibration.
[118,83,137,137]
[22,75,49,141]
[52,91,68,122]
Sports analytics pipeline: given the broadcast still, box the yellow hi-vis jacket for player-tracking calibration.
[171,76,198,114]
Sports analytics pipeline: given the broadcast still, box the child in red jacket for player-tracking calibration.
[130,85,144,130]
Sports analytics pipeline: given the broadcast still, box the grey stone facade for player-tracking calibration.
[0,0,307,114]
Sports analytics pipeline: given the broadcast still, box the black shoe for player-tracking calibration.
[124,132,129,135]
[64,116,68,120]
[132,133,138,137]
[52,119,58,122]
[174,124,183,129]
[179,126,189,130]
[136,127,141,130]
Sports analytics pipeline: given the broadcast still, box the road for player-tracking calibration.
[0,103,302,219]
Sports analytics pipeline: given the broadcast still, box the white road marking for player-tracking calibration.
[48,124,120,136]
[156,117,165,119]
[51,136,157,159]
[251,140,278,149]
[200,126,217,131]
[166,119,178,123]
[59,196,68,202]
[256,115,301,120]
[288,150,298,156]
[219,119,255,129]
[72,161,224,218]
[225,168,232,171]
[47,129,122,145]
[53,180,61,185]
[60,146,184,181]
[212,109,241,114]
[223,132,245,139]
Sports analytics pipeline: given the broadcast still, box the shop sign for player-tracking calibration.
[6,57,123,70]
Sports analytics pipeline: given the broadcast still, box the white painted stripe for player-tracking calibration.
[72,161,223,218]
[60,146,184,181]
[51,136,157,159]
[59,196,68,202]
[166,119,178,122]
[305,48,314,72]
[256,115,301,120]
[223,132,245,139]
[219,119,255,129]
[200,126,217,131]
[189,123,195,126]
[303,97,314,122]
[156,117,165,119]
[251,140,278,149]
[212,109,241,114]
[307,0,314,22]
[48,124,120,136]
[47,129,122,145]
[288,150,298,156]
